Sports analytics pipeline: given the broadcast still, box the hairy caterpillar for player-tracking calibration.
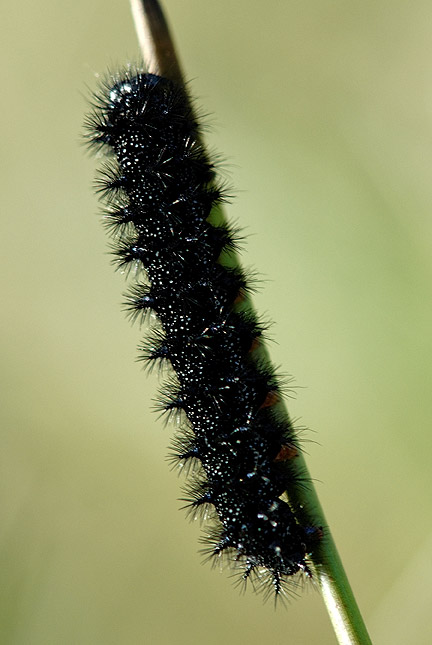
[85,69,320,599]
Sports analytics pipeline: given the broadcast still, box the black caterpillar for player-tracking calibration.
[86,70,319,598]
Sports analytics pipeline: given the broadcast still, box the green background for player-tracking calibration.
[2,1,432,643]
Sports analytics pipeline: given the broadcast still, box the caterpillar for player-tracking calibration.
[85,69,320,599]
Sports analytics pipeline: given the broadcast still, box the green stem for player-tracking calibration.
[129,2,373,643]
[212,205,372,645]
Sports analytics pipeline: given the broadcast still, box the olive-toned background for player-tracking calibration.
[2,1,432,643]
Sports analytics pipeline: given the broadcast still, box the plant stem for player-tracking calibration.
[129,2,373,643]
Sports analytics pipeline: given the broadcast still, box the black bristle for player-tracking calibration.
[86,69,319,599]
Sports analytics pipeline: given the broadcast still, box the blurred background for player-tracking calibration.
[2,1,432,643]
